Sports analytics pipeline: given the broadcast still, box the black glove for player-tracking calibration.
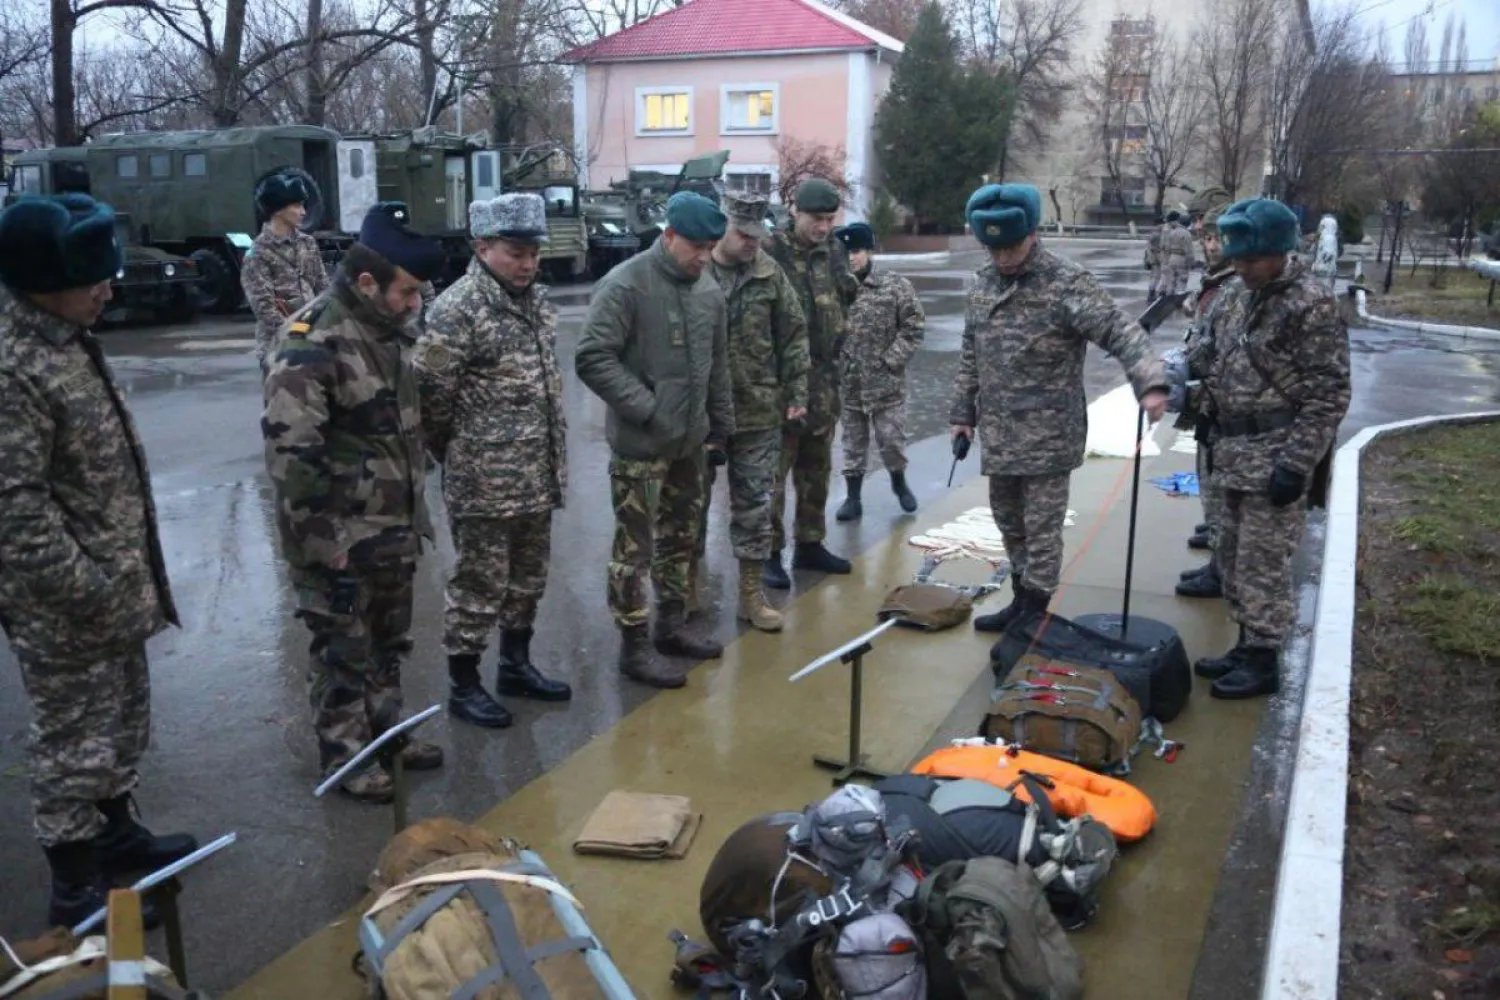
[329,573,359,615]
[707,447,728,468]
[952,433,971,461]
[1268,466,1307,508]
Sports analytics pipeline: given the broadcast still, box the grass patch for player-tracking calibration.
[1407,575,1500,659]
[1368,265,1499,327]
[1430,900,1500,949]
[1392,514,1469,554]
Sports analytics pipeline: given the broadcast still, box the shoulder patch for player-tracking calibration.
[285,300,328,338]
[413,340,454,374]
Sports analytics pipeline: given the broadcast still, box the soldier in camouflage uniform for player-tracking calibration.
[415,194,571,730]
[0,194,198,928]
[241,167,329,369]
[832,221,925,522]
[1145,217,1164,297]
[697,192,810,632]
[1159,212,1195,296]
[950,184,1169,631]
[576,192,735,690]
[263,206,448,802]
[763,178,859,590]
[1175,201,1240,600]
[1185,199,1350,699]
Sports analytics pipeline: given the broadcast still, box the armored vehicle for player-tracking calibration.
[8,125,347,313]
[499,145,588,280]
[581,151,732,275]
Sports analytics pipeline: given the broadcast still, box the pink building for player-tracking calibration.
[563,0,903,223]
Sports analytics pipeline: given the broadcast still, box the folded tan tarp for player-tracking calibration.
[573,790,702,860]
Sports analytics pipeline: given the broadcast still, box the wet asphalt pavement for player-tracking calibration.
[1,242,1498,994]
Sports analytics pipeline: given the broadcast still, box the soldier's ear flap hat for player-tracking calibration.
[254,168,310,216]
[835,222,876,253]
[470,193,549,245]
[0,193,122,294]
[966,183,1041,249]
[665,191,727,243]
[356,206,446,282]
[373,201,412,225]
[1216,198,1300,261]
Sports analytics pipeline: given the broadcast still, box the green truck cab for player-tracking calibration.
[580,151,732,277]
[6,125,346,315]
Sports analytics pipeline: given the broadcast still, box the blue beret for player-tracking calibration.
[357,206,446,282]
[835,222,875,252]
[665,192,726,242]
[967,183,1041,248]
[255,168,311,216]
[0,194,122,294]
[1217,198,1300,261]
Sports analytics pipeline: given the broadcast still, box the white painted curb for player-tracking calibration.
[874,251,950,266]
[1353,261,1500,340]
[1260,409,1500,1000]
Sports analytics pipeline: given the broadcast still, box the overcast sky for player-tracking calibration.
[1343,0,1500,63]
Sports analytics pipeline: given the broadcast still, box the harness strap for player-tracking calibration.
[372,881,467,963]
[465,880,553,1000]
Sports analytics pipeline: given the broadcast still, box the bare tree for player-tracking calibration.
[774,135,851,206]
[1080,23,1141,216]
[1194,0,1278,197]
[0,4,47,92]
[1140,32,1205,216]
[946,0,1084,178]
[828,0,926,41]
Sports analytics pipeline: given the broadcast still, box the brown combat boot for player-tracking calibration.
[737,560,784,632]
[619,623,686,689]
[654,600,724,659]
[334,764,395,804]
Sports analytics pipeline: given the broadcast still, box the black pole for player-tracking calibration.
[1384,201,1404,295]
[1121,405,1146,638]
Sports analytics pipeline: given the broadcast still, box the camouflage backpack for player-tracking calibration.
[902,857,1084,1000]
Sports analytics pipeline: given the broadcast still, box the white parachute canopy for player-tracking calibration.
[1085,383,1161,458]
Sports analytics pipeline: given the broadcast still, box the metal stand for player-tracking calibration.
[791,618,898,786]
[315,703,441,836]
[1120,405,1146,639]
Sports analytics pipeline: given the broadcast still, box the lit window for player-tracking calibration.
[117,155,138,178]
[639,90,691,133]
[724,87,777,132]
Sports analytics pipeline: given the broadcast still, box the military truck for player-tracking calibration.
[580,151,732,275]
[336,128,500,283]
[6,145,202,322]
[499,145,588,280]
[7,125,347,313]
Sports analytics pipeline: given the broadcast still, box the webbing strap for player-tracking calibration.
[373,882,467,963]
[450,935,596,1000]
[466,880,552,1000]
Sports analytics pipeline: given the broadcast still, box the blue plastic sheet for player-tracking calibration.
[1149,472,1200,496]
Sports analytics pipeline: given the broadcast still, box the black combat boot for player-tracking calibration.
[1211,646,1281,700]
[1194,629,1247,679]
[45,840,161,930]
[1187,525,1212,550]
[793,541,852,574]
[890,470,917,513]
[763,551,792,590]
[653,601,723,660]
[1175,560,1223,598]
[836,476,864,522]
[1180,564,1211,581]
[974,583,1027,633]
[620,624,685,689]
[496,628,572,702]
[447,652,513,729]
[95,794,198,877]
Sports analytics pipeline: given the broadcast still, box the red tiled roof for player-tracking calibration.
[563,0,901,63]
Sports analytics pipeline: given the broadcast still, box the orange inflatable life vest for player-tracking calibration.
[910,741,1158,844]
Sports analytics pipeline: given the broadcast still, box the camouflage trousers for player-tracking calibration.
[772,412,836,550]
[1160,264,1189,297]
[841,401,908,475]
[696,428,781,562]
[444,513,551,654]
[293,562,414,771]
[609,453,705,628]
[989,473,1072,595]
[15,643,149,846]
[1219,489,1306,648]
[1197,444,1222,546]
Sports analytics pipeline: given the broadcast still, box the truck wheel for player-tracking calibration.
[190,248,238,313]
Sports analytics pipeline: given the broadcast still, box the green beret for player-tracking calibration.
[0,194,122,294]
[1217,198,1300,261]
[665,191,727,242]
[794,178,842,214]
[834,222,875,252]
[966,183,1041,248]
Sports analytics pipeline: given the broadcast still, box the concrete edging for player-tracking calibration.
[1260,409,1500,1000]
[1353,261,1500,340]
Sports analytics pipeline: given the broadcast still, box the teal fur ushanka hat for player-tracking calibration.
[966,184,1042,248]
[1216,198,1300,261]
[0,193,122,294]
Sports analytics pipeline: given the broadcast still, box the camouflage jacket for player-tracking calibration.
[1174,265,1241,430]
[709,249,809,432]
[576,240,735,461]
[415,257,567,519]
[241,224,328,361]
[0,285,177,658]
[949,243,1168,476]
[1188,255,1351,493]
[1145,228,1162,267]
[1161,225,1194,267]
[767,231,858,425]
[841,266,925,411]
[262,278,433,571]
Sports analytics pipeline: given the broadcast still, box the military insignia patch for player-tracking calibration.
[986,224,1001,237]
[415,342,453,372]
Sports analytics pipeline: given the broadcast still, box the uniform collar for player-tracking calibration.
[651,238,699,285]
[0,283,87,347]
[259,222,300,245]
[468,254,544,316]
[331,275,415,341]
